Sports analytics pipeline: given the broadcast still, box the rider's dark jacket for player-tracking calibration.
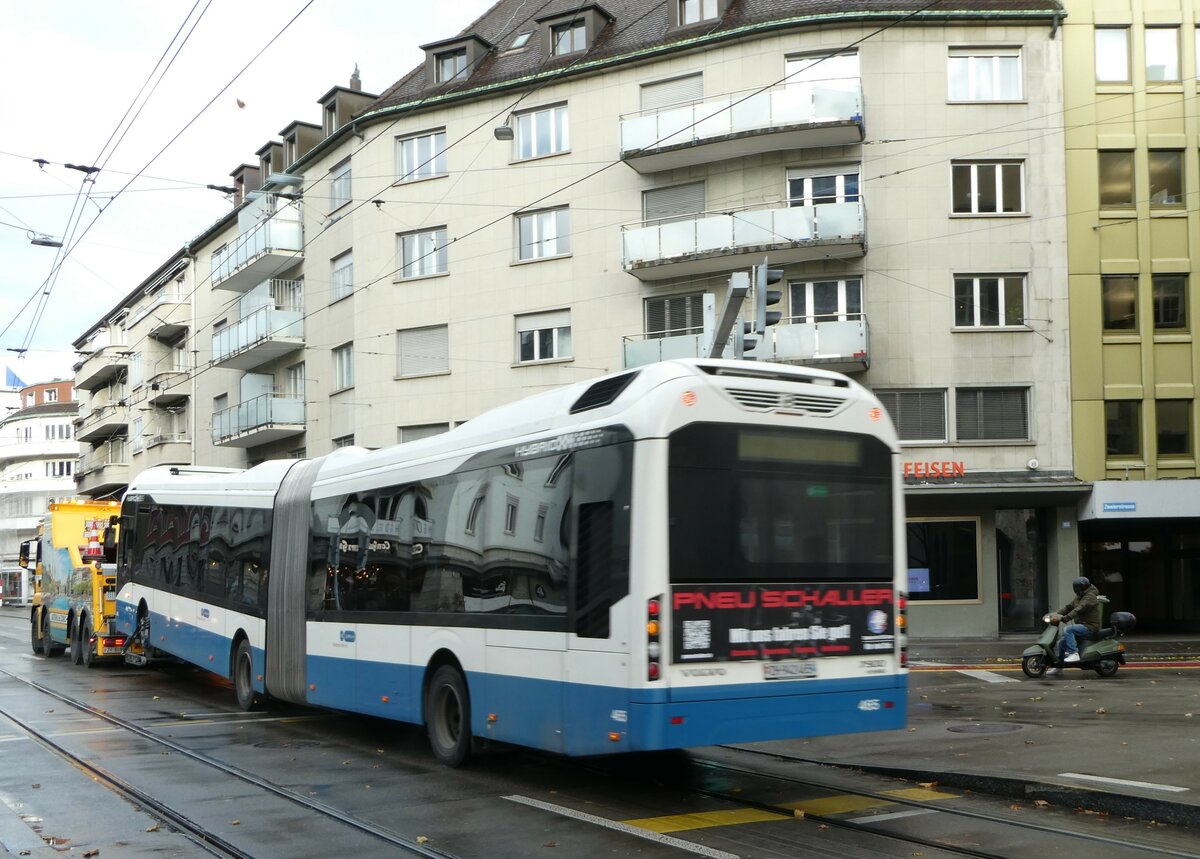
[1058,584,1102,631]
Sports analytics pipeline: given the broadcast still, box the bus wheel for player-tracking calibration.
[81,618,95,669]
[233,641,257,711]
[426,665,471,767]
[70,619,84,665]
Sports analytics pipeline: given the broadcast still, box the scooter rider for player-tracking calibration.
[1051,576,1102,664]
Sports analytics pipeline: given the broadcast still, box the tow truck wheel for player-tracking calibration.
[233,640,257,711]
[70,619,84,665]
[30,612,42,656]
[1021,654,1047,678]
[42,614,62,658]
[81,618,95,669]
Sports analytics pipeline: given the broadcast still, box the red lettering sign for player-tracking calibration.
[904,460,965,479]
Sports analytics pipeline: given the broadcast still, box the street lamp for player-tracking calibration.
[28,232,62,248]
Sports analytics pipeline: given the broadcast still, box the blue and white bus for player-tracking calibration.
[115,359,907,765]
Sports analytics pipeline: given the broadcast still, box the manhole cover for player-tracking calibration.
[253,740,321,749]
[947,723,1022,734]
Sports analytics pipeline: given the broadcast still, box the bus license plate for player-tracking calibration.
[763,660,817,680]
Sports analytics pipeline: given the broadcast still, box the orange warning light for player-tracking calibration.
[682,391,697,407]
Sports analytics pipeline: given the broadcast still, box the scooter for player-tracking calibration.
[1021,596,1136,678]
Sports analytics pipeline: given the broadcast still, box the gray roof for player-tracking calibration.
[368,0,1063,115]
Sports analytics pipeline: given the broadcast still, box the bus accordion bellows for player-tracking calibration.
[115,358,907,766]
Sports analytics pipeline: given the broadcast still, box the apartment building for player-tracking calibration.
[76,1,1080,636]
[0,380,79,604]
[1064,0,1200,632]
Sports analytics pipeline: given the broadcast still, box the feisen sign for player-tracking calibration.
[903,461,966,478]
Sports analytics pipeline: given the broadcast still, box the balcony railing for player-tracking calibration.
[75,404,129,443]
[74,344,130,391]
[621,200,865,280]
[78,439,127,474]
[622,316,869,373]
[212,302,304,371]
[619,80,863,173]
[212,393,304,447]
[211,198,303,292]
[75,439,130,495]
[128,287,191,340]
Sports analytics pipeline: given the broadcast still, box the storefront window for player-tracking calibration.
[906,519,980,602]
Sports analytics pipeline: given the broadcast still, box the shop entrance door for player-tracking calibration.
[997,508,1047,633]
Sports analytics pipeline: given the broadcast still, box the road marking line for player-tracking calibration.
[850,808,937,824]
[956,669,1019,683]
[1058,773,1189,793]
[783,795,892,815]
[623,808,784,833]
[884,787,958,801]
[504,795,741,859]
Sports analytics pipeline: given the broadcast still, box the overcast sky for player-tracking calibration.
[0,1,494,384]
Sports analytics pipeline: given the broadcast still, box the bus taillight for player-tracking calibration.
[898,591,908,669]
[647,596,662,682]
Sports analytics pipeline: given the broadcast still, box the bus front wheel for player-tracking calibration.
[233,641,257,711]
[426,665,471,767]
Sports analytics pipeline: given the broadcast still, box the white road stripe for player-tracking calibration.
[957,669,1019,684]
[850,809,937,824]
[504,795,741,859]
[1058,773,1189,793]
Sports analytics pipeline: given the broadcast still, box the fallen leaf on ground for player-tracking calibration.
[83,851,99,857]
[794,810,805,819]
[417,836,429,844]
[230,820,240,826]
[145,824,160,832]
[919,781,938,789]
[1095,707,1107,715]
[1034,800,1049,807]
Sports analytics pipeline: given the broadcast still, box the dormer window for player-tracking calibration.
[511,32,532,49]
[669,0,727,28]
[436,48,467,83]
[552,20,585,55]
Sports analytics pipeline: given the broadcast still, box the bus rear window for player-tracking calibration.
[669,423,893,583]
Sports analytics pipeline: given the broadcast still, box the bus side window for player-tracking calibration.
[571,442,633,639]
[575,501,614,638]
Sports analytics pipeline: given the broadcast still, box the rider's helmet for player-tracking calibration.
[1071,576,1091,595]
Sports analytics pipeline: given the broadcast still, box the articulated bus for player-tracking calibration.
[115,359,906,765]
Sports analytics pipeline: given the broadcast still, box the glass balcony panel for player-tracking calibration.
[814,200,863,238]
[694,96,733,138]
[659,220,698,258]
[813,84,861,121]
[622,227,660,266]
[656,104,698,148]
[620,114,659,151]
[773,206,815,242]
[729,91,771,133]
[694,213,734,253]
[732,209,776,247]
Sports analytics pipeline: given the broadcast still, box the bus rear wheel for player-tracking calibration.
[233,641,257,711]
[426,665,471,767]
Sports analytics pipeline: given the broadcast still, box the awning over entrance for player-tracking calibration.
[904,473,1092,509]
[1080,480,1200,520]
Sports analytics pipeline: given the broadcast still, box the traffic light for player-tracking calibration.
[734,318,757,359]
[753,257,785,335]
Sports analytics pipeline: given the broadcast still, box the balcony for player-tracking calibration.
[74,344,130,391]
[146,351,190,405]
[620,80,863,174]
[75,439,129,496]
[128,287,190,340]
[212,393,304,448]
[212,301,304,371]
[137,433,192,469]
[622,316,869,373]
[621,201,865,281]
[75,403,129,442]
[211,196,303,293]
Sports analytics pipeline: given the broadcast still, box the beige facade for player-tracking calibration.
[1064,0,1200,632]
[75,2,1082,636]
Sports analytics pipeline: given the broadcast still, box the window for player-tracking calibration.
[515,104,569,159]
[517,207,570,260]
[788,167,859,206]
[397,325,449,377]
[1149,151,1184,206]
[789,278,862,322]
[953,275,1025,327]
[1098,151,1134,207]
[785,51,860,86]
[1102,275,1137,330]
[333,435,355,448]
[45,460,73,477]
[329,160,351,211]
[398,423,449,444]
[131,416,144,453]
[955,387,1029,441]
[1106,401,1140,456]
[639,73,703,110]
[1153,274,1187,329]
[510,32,532,49]
[466,494,485,535]
[436,48,467,83]
[504,496,518,534]
[643,182,705,223]
[516,310,571,363]
[1095,28,1130,83]
[397,129,447,182]
[876,389,947,443]
[333,343,354,391]
[1157,401,1191,457]
[951,161,1024,214]
[679,0,717,25]
[45,389,58,402]
[552,20,585,55]
[1146,28,1180,82]
[286,363,305,399]
[947,48,1021,101]
[646,293,704,338]
[331,251,354,301]
[907,519,980,602]
[398,227,448,279]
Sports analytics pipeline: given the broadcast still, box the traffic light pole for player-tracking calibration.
[706,271,749,358]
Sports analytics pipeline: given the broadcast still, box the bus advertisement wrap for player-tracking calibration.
[671,583,895,663]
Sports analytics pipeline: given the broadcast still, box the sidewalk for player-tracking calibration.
[773,634,1200,829]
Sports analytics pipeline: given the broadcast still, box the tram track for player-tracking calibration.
[0,665,460,859]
